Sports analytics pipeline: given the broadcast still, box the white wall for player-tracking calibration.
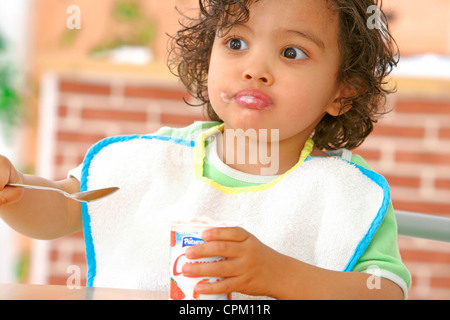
[0,0,32,68]
[0,0,32,283]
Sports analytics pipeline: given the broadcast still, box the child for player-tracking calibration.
[0,0,410,299]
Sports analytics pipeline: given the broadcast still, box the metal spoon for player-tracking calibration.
[6,183,119,203]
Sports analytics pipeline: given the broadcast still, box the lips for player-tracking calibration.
[234,89,274,110]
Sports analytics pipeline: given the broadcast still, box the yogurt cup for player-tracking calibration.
[169,218,232,300]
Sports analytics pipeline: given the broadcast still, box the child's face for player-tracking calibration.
[208,0,345,145]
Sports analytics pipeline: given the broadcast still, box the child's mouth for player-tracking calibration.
[221,90,274,110]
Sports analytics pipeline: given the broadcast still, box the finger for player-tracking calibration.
[194,276,241,296]
[182,258,239,278]
[186,240,241,259]
[202,226,249,242]
[0,185,23,206]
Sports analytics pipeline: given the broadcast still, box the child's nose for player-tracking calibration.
[241,65,274,86]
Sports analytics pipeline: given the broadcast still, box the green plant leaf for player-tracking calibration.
[113,0,141,22]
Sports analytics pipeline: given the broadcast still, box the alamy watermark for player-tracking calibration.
[213,128,280,176]
[153,123,281,176]
[66,265,81,289]
[366,265,382,290]
[66,5,81,30]
[366,5,383,30]
[64,4,383,33]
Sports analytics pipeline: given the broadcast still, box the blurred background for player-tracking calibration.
[0,0,449,299]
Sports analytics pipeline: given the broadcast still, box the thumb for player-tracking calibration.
[0,156,24,206]
[0,184,24,206]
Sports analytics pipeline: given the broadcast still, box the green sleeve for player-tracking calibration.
[350,155,411,292]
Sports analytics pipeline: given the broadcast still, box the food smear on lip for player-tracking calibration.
[220,92,233,104]
[221,90,274,110]
[237,95,267,109]
[236,90,274,110]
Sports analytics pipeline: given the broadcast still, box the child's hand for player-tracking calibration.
[181,227,286,298]
[0,155,24,206]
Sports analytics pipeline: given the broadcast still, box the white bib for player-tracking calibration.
[80,127,390,293]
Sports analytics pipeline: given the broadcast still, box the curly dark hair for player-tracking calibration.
[168,0,399,150]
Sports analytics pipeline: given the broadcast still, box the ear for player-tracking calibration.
[326,82,357,117]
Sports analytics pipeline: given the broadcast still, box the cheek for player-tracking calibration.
[207,55,222,96]
[207,70,222,109]
[276,77,331,127]
[280,71,338,111]
[207,56,235,111]
[207,75,227,119]
[277,78,311,110]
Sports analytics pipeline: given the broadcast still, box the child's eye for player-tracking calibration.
[227,38,249,51]
[282,47,307,60]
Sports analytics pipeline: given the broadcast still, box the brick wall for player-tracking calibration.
[357,99,450,216]
[33,73,450,299]
[355,79,450,299]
